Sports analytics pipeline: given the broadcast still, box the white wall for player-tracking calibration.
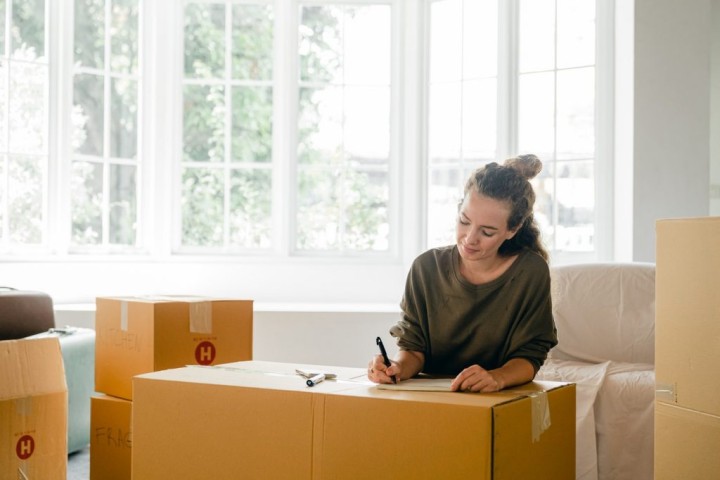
[711,0,720,215]
[630,0,712,262]
[1,259,408,305]
[56,303,402,368]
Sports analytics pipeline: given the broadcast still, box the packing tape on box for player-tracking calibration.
[120,301,128,331]
[118,296,213,333]
[529,391,551,442]
[656,382,677,403]
[15,396,32,416]
[18,465,29,480]
[188,301,212,334]
[511,390,551,442]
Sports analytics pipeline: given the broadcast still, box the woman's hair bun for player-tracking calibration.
[504,154,542,180]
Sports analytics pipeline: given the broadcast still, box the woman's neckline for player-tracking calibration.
[451,246,524,288]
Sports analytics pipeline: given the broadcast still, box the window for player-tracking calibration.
[181,2,274,251]
[71,0,141,249]
[426,0,605,261]
[178,1,393,255]
[0,0,48,249]
[1,0,612,303]
[296,4,392,254]
[426,0,498,247]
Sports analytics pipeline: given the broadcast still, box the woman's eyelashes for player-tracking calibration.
[459,217,496,238]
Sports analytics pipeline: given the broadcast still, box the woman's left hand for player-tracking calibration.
[450,364,504,393]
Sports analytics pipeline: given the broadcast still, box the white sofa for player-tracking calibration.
[537,263,656,480]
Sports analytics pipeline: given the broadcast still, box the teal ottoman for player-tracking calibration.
[28,327,95,453]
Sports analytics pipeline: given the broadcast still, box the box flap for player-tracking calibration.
[0,337,67,400]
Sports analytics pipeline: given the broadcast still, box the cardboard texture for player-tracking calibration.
[0,337,68,479]
[655,402,720,480]
[132,361,575,480]
[90,395,132,480]
[95,296,253,400]
[656,218,720,417]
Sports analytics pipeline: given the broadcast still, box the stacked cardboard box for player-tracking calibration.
[1,337,68,479]
[132,360,576,479]
[90,296,253,480]
[656,218,720,479]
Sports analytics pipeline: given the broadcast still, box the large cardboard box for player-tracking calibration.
[655,401,720,480]
[90,394,132,480]
[132,361,575,480]
[95,296,253,399]
[656,218,720,416]
[1,337,68,479]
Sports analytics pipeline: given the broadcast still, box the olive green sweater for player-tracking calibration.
[390,246,557,375]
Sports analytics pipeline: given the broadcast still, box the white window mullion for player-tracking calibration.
[168,0,183,257]
[497,0,517,161]
[53,0,74,254]
[223,1,232,249]
[42,0,52,248]
[551,1,559,254]
[102,0,113,246]
[278,0,297,256]
[1,0,10,247]
[392,0,408,260]
[595,0,615,261]
[135,0,146,251]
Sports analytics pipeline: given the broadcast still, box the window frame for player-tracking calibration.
[423,0,615,264]
[0,0,615,306]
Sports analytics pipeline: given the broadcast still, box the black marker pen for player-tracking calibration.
[376,336,397,384]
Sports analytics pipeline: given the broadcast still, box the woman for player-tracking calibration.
[368,154,557,392]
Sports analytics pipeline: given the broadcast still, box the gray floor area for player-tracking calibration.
[67,447,90,480]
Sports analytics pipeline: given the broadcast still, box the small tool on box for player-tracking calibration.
[295,369,337,387]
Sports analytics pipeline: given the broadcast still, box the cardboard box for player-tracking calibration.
[90,394,132,480]
[656,218,720,416]
[1,337,68,479]
[655,401,720,480]
[132,361,575,480]
[95,296,253,399]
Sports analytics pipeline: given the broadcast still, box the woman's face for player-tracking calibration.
[456,190,517,262]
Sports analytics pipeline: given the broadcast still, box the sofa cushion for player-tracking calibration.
[0,288,55,340]
[549,263,655,365]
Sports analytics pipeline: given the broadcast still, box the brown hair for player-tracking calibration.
[462,154,549,261]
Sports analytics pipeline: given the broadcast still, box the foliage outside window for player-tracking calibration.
[0,0,48,249]
[296,4,391,253]
[1,0,606,264]
[71,0,140,248]
[181,2,274,250]
[180,1,392,255]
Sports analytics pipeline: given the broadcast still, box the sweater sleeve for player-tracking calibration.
[389,257,429,353]
[504,259,557,373]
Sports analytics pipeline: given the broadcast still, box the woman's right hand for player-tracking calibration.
[367,354,400,384]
